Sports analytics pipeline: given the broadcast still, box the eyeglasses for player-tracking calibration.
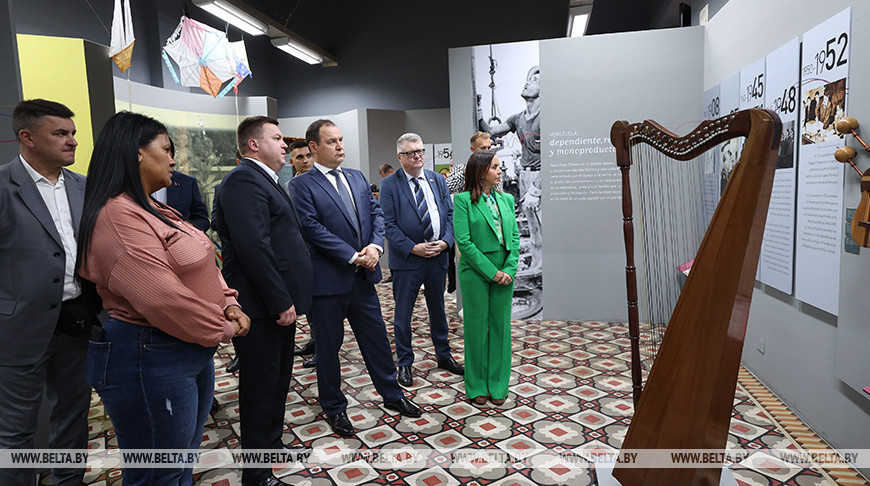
[399,148,426,158]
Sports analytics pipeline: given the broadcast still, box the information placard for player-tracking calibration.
[758,38,800,294]
[795,8,851,315]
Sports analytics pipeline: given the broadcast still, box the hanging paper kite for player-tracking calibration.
[162,16,253,98]
[109,0,135,72]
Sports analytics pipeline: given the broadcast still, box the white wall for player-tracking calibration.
[707,0,870,475]
[278,109,364,172]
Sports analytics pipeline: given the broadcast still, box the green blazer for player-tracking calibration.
[452,191,520,281]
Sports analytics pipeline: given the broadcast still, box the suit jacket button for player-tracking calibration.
[50,303,58,309]
[53,252,61,258]
[53,278,61,283]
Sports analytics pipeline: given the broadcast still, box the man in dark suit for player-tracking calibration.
[214,116,313,486]
[149,138,210,231]
[289,119,421,437]
[283,140,317,367]
[150,139,209,231]
[166,171,210,231]
[380,133,463,387]
[0,99,90,486]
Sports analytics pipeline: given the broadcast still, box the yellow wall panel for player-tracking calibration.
[17,34,94,176]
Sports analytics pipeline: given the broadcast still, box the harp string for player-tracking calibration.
[629,140,707,374]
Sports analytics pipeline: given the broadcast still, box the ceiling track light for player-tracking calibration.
[271,37,321,65]
[192,0,267,36]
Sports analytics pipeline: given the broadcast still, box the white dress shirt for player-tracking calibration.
[247,157,279,185]
[403,170,441,242]
[20,155,81,300]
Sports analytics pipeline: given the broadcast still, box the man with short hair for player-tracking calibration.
[379,163,395,179]
[214,115,313,486]
[446,131,493,195]
[287,139,314,177]
[290,119,421,437]
[283,139,317,368]
[0,99,90,486]
[380,133,463,387]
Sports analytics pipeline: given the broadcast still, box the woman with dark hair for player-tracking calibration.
[77,111,249,485]
[452,150,519,406]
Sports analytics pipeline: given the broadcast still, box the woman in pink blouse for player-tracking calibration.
[77,112,249,485]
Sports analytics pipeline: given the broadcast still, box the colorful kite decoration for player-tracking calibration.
[109,0,135,72]
[162,16,253,98]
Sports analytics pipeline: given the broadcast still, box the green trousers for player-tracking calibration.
[458,246,513,400]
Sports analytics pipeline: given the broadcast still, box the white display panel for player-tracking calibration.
[758,38,800,294]
[795,8,851,315]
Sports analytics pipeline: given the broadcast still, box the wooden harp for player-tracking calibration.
[610,109,782,485]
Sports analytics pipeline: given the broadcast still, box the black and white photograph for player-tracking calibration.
[472,41,543,320]
[777,120,796,169]
[720,137,741,194]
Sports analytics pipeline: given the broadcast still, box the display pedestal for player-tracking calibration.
[594,463,738,486]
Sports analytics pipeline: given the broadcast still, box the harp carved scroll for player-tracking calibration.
[611,109,782,485]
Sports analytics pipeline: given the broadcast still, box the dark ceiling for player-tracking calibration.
[11,0,702,117]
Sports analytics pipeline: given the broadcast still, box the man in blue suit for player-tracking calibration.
[290,119,421,437]
[214,116,313,486]
[380,133,463,387]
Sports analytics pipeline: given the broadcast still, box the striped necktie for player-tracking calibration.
[410,177,434,241]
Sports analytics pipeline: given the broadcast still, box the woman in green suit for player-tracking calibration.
[453,150,519,405]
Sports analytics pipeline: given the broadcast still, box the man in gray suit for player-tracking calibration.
[0,99,90,485]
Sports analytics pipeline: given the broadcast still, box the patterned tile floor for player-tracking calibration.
[74,273,868,485]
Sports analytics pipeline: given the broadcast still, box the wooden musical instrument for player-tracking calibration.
[611,108,782,485]
[835,145,870,247]
[835,117,870,151]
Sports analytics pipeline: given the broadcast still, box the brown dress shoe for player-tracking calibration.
[472,396,487,405]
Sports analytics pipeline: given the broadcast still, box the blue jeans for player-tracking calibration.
[87,319,216,486]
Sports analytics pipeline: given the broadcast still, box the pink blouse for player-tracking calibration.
[79,194,237,346]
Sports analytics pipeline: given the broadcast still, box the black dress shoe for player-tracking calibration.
[302,354,316,368]
[384,397,422,418]
[325,412,355,436]
[241,473,293,486]
[382,275,393,283]
[437,357,465,376]
[295,339,315,356]
[397,365,413,387]
[226,356,240,373]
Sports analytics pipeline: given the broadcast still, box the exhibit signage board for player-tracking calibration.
[794,8,851,315]
[758,38,800,295]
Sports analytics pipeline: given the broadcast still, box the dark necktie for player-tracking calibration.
[410,177,434,241]
[329,169,361,244]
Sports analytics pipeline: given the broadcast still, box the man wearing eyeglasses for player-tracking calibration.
[289,120,421,437]
[380,133,463,388]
